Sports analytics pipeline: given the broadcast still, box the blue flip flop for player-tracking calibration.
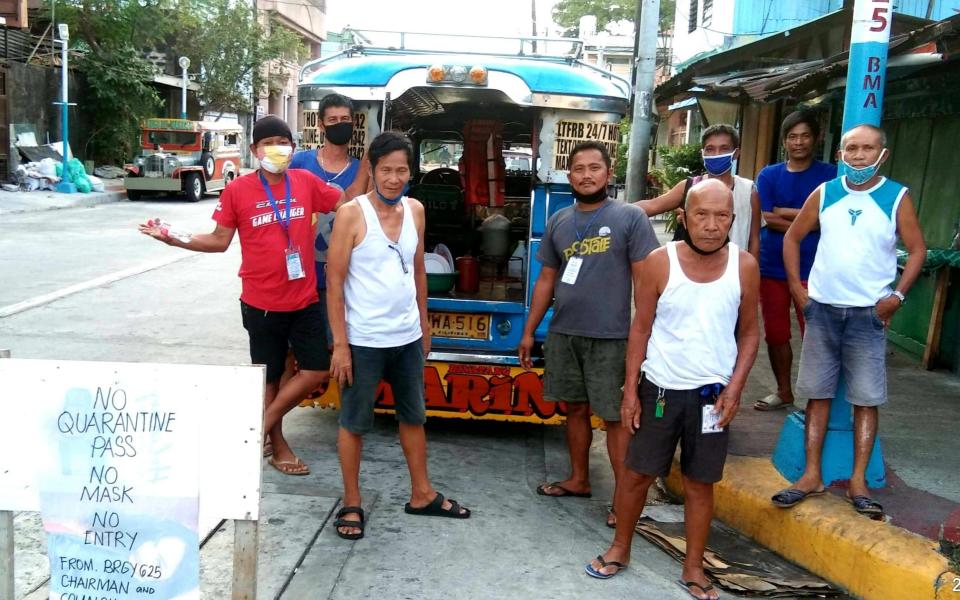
[770,487,825,508]
[584,555,627,579]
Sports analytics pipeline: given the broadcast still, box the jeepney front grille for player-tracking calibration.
[143,155,165,177]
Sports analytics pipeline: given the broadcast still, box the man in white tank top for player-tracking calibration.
[326,133,470,540]
[586,180,760,600]
[634,124,761,258]
[771,125,926,517]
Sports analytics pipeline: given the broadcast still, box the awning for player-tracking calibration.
[667,97,698,111]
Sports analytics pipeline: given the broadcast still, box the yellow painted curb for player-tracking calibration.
[664,455,960,600]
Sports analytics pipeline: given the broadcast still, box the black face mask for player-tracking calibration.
[573,188,607,204]
[324,122,354,146]
[682,228,730,255]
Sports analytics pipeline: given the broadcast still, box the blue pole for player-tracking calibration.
[55,33,76,194]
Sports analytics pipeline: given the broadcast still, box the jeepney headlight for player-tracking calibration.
[164,156,179,174]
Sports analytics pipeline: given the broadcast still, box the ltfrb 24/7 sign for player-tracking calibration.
[842,0,893,131]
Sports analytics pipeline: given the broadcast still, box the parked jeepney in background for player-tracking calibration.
[124,118,243,202]
[298,31,630,425]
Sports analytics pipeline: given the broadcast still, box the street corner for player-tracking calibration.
[665,455,959,600]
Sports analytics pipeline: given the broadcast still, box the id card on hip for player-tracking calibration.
[701,405,724,434]
[285,246,305,280]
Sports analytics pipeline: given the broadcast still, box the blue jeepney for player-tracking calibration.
[298,31,630,425]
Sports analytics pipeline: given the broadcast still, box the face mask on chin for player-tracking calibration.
[324,122,354,146]
[840,149,887,185]
[573,187,607,204]
[375,183,410,206]
[259,145,293,174]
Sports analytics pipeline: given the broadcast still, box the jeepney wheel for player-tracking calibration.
[185,173,203,202]
[126,189,142,201]
[201,153,215,179]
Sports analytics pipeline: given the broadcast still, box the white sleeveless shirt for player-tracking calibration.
[730,176,753,250]
[642,242,742,390]
[344,195,422,347]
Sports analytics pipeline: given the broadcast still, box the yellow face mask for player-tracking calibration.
[259,145,293,174]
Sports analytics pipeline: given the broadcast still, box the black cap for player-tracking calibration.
[252,115,293,144]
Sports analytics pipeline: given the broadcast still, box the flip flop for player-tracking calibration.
[584,555,627,579]
[262,441,273,458]
[404,492,471,519]
[333,506,365,540]
[753,393,793,411]
[677,579,720,599]
[267,456,310,476]
[536,482,592,498]
[771,487,825,508]
[847,495,884,517]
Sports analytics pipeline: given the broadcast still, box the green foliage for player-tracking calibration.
[648,143,703,232]
[50,0,304,163]
[552,0,676,35]
[614,118,630,181]
[174,0,305,116]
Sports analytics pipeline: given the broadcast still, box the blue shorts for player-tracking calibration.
[795,299,887,407]
[338,339,426,434]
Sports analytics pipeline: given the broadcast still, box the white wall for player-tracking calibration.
[671,0,736,68]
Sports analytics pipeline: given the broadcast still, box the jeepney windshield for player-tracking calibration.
[143,131,199,148]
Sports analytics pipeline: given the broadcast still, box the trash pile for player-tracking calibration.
[11,158,105,193]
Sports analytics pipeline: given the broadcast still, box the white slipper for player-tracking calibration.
[753,393,793,411]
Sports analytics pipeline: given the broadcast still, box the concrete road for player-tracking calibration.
[1,199,730,599]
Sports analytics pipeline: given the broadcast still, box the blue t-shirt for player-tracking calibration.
[757,160,837,280]
[290,149,360,288]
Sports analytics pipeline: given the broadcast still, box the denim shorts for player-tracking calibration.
[795,299,888,407]
[339,339,426,434]
[543,332,627,422]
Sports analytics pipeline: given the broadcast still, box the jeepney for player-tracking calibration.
[124,118,243,202]
[298,31,630,425]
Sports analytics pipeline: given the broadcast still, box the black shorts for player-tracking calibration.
[625,378,730,484]
[240,300,330,383]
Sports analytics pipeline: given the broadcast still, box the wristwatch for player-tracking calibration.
[890,290,906,305]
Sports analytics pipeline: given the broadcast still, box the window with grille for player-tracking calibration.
[703,0,713,27]
[688,0,699,33]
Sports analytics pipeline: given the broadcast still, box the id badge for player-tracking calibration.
[701,405,723,434]
[285,247,305,280]
[561,256,583,285]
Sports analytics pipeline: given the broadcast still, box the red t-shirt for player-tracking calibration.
[213,169,340,311]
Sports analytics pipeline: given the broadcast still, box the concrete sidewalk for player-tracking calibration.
[670,331,960,600]
[0,178,129,216]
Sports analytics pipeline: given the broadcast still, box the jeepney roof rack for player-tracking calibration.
[300,28,630,90]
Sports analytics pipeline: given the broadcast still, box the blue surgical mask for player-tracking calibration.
[702,151,735,176]
[374,183,409,206]
[840,149,887,186]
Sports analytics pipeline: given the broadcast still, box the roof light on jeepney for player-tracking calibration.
[449,65,468,83]
[428,64,445,82]
[469,65,488,85]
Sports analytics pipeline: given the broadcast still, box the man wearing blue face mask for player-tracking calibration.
[635,124,760,258]
[772,124,926,517]
[325,132,471,540]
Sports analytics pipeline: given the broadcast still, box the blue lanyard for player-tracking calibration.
[573,201,609,242]
[259,172,293,245]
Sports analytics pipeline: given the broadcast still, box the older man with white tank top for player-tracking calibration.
[586,179,760,600]
[326,132,471,542]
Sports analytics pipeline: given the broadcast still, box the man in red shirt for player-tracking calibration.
[140,115,343,475]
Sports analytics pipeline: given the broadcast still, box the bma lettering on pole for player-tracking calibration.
[841,0,892,131]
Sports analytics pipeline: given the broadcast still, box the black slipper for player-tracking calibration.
[404,492,471,519]
[847,495,883,517]
[334,506,365,540]
[771,487,825,508]
[536,481,592,498]
[677,579,720,599]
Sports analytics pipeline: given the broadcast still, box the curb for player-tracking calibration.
[0,190,126,215]
[664,455,959,600]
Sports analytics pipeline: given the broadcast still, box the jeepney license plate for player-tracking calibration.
[428,312,491,340]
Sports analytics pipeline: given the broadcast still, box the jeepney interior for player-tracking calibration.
[393,87,537,303]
